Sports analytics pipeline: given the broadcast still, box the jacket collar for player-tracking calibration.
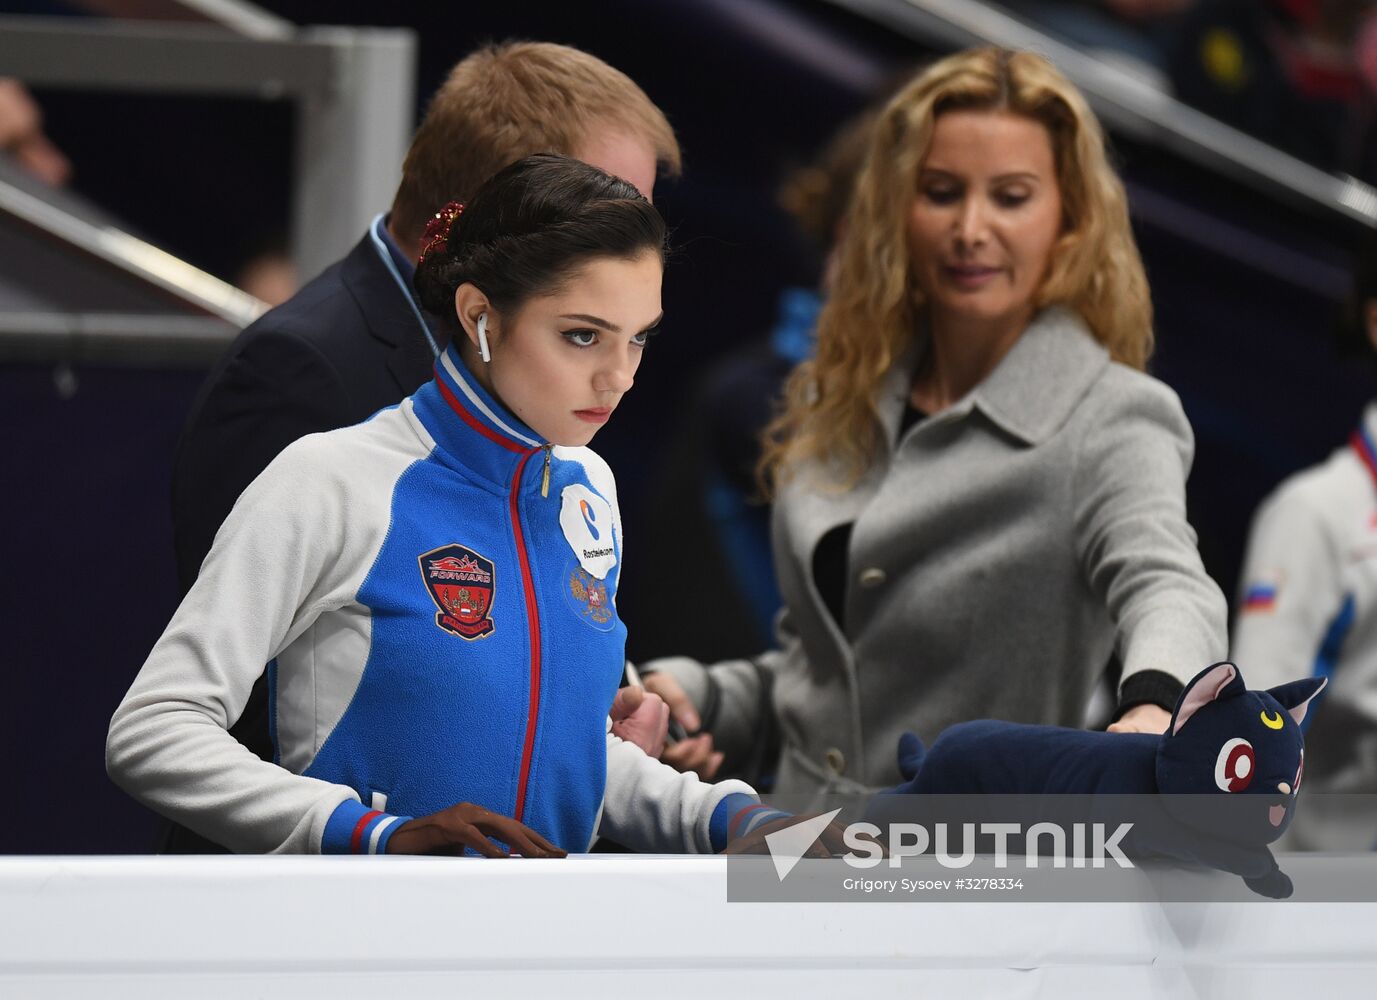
[1350,403,1377,491]
[339,218,447,395]
[409,341,546,489]
[879,305,1109,448]
[1361,401,1377,450]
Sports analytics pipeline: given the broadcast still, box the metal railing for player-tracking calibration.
[0,169,264,365]
[0,2,415,364]
[823,0,1377,229]
[0,13,416,279]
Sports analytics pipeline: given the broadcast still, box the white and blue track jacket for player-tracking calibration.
[108,342,770,855]
[1232,404,1377,847]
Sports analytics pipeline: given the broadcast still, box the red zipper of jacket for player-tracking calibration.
[510,446,545,822]
[434,371,551,823]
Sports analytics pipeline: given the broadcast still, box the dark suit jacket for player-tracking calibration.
[163,230,442,851]
[174,232,441,589]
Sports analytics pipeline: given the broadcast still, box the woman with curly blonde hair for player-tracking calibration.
[645,47,1227,794]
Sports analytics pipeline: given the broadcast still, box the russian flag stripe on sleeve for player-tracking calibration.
[369,815,401,855]
[322,799,410,855]
[1243,584,1278,612]
[350,810,383,853]
[708,793,792,852]
[729,803,771,840]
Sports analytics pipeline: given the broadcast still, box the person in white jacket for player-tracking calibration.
[1233,238,1377,849]
[108,155,795,857]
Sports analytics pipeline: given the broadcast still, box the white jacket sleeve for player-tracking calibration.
[1231,481,1345,690]
[106,435,386,854]
[596,730,759,853]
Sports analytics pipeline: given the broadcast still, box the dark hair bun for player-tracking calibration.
[413,153,666,319]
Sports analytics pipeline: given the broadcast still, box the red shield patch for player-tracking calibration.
[419,544,496,639]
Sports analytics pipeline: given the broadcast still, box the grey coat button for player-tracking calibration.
[825,747,846,774]
[858,567,886,589]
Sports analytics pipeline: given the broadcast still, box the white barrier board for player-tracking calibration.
[1,854,1373,998]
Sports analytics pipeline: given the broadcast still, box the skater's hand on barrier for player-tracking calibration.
[387,803,566,858]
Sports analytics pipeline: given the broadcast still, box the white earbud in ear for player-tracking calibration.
[476,312,491,363]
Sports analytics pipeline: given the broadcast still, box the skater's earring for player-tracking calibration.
[476,312,491,363]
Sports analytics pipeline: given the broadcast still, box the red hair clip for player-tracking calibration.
[418,200,465,264]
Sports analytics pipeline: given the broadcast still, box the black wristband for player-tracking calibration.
[695,671,722,736]
[1114,669,1184,722]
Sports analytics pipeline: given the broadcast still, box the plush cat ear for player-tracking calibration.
[1265,676,1328,726]
[1171,662,1243,736]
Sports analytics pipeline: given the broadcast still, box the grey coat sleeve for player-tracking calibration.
[640,608,798,773]
[1072,373,1228,692]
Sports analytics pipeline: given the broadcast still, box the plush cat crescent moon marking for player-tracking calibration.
[1260,710,1284,730]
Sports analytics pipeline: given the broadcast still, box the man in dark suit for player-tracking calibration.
[164,42,679,851]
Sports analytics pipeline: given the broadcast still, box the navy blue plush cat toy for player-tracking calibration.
[887,662,1325,897]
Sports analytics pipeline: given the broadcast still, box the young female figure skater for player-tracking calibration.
[108,155,778,856]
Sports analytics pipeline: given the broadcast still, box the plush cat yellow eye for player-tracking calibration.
[1260,710,1284,730]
